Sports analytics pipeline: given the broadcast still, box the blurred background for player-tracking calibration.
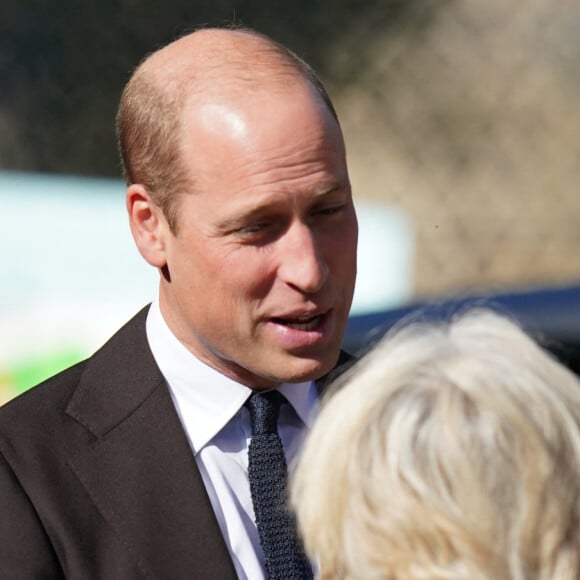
[1,0,579,402]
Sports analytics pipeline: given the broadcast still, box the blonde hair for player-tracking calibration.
[292,309,580,579]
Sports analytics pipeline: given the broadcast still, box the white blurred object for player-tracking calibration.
[352,200,414,315]
[1,172,156,365]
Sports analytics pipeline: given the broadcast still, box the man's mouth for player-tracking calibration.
[272,313,325,331]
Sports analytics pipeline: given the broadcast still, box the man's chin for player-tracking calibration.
[273,352,340,384]
[225,346,342,388]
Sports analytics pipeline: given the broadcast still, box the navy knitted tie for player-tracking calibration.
[246,391,313,580]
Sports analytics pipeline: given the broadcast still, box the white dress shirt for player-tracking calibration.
[146,300,319,579]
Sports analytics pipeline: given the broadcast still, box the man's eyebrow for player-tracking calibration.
[214,183,347,232]
[312,182,344,197]
[214,203,275,233]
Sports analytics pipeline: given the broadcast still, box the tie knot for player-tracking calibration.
[246,390,285,436]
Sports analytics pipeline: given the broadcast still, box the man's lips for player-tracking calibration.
[269,310,330,331]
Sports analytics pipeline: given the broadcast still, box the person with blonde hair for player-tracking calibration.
[292,309,580,580]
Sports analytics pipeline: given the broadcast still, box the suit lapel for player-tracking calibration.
[66,307,237,579]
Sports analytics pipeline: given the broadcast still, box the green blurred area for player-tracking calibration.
[2,348,84,401]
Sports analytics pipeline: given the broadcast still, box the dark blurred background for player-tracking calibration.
[0,0,436,176]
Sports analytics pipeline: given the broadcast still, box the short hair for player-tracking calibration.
[292,309,580,579]
[116,26,339,233]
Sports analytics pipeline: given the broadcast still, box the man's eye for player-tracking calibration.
[239,222,269,235]
[235,221,281,245]
[316,205,345,217]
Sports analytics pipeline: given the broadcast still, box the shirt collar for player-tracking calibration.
[146,300,318,452]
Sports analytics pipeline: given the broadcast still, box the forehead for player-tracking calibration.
[178,79,347,195]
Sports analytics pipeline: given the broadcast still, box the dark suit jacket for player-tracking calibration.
[0,306,353,579]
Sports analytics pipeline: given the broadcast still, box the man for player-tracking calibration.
[0,27,358,579]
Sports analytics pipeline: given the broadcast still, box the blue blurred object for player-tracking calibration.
[344,283,580,375]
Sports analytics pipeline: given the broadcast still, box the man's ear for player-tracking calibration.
[126,184,169,268]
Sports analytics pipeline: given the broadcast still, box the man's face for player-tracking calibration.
[158,82,358,389]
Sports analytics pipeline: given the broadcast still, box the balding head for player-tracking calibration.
[116,27,338,232]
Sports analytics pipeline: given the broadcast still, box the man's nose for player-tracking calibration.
[278,224,329,294]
